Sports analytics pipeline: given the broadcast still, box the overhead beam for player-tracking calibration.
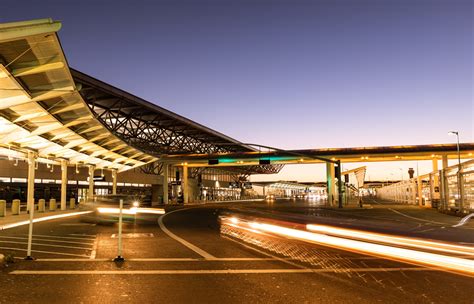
[12,61,64,77]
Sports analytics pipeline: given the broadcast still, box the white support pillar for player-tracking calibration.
[112,169,117,195]
[442,155,449,169]
[182,164,189,204]
[417,176,423,206]
[326,163,335,206]
[60,160,67,210]
[88,165,95,201]
[432,158,439,201]
[163,163,169,204]
[26,151,36,259]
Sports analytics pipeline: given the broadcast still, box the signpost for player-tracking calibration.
[113,199,125,262]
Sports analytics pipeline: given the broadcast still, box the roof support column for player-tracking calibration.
[432,158,439,201]
[26,151,36,259]
[326,162,335,206]
[112,169,117,195]
[417,176,423,206]
[163,164,169,204]
[442,155,449,169]
[60,160,67,210]
[183,164,189,204]
[88,165,95,202]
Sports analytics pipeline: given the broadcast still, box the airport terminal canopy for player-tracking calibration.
[0,18,281,175]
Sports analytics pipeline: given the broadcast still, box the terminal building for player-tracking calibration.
[0,19,473,213]
[0,19,282,207]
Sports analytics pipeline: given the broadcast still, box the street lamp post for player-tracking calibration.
[448,131,463,213]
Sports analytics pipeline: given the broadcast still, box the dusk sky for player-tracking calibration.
[3,0,472,181]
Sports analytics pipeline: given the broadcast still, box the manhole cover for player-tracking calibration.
[111,233,154,238]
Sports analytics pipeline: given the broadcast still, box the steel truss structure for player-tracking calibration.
[72,69,282,176]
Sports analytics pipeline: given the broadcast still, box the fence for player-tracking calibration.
[376,159,474,214]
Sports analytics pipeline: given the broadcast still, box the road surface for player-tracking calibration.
[0,198,472,304]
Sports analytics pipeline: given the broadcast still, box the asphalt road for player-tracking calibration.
[0,199,473,304]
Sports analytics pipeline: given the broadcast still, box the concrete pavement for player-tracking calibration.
[0,199,472,304]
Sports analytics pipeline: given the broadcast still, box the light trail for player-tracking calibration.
[96,207,165,215]
[0,211,93,230]
[306,224,474,256]
[221,217,474,277]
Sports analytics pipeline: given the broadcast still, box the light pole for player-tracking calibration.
[448,131,463,212]
[448,131,461,169]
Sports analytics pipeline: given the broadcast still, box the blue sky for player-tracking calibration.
[3,0,472,181]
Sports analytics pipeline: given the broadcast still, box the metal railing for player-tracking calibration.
[376,159,474,214]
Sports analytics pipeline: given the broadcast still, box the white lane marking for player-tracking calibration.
[158,209,217,260]
[60,223,96,226]
[111,233,154,238]
[10,267,436,275]
[453,213,474,228]
[0,236,94,246]
[29,234,97,241]
[36,258,110,262]
[0,240,92,251]
[0,211,93,230]
[89,236,98,259]
[369,199,447,225]
[69,234,96,238]
[0,246,90,258]
[128,257,278,261]
[32,257,287,262]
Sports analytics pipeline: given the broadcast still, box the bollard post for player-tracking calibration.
[0,200,6,217]
[113,199,125,262]
[12,199,20,215]
[69,198,75,209]
[38,199,45,213]
[49,198,57,211]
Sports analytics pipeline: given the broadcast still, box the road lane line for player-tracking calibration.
[128,257,281,261]
[90,236,98,259]
[0,246,90,257]
[69,234,97,238]
[368,199,447,225]
[453,213,474,227]
[0,236,94,245]
[158,210,217,260]
[59,223,96,226]
[0,240,93,250]
[31,257,294,262]
[29,234,98,241]
[35,258,110,262]
[10,267,436,275]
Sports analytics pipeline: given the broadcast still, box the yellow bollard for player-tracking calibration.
[12,199,20,215]
[38,199,45,213]
[49,198,57,211]
[69,198,75,209]
[0,200,6,217]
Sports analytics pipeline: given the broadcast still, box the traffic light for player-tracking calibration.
[208,159,219,165]
[334,163,341,177]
